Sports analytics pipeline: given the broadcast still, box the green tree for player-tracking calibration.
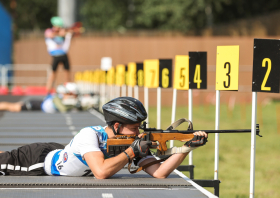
[79,0,129,31]
[1,0,57,30]
[2,0,280,34]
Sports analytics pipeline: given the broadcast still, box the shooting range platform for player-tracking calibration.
[0,95,217,198]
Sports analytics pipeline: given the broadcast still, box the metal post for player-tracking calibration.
[134,86,139,99]
[58,0,77,28]
[110,85,114,100]
[250,92,257,198]
[121,85,126,96]
[157,87,161,129]
[116,86,121,98]
[214,90,220,180]
[170,88,177,148]
[188,89,193,165]
[144,87,149,127]
[128,86,133,97]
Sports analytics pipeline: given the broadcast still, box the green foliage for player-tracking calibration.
[133,0,226,31]
[79,0,228,32]
[79,0,129,31]
[1,0,57,30]
[2,0,280,33]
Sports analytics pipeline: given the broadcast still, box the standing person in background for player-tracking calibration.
[45,16,73,94]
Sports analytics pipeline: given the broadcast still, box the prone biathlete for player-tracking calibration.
[0,97,208,177]
[0,83,80,114]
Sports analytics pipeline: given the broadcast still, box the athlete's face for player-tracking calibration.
[119,123,141,136]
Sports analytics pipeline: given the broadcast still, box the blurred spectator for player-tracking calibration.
[45,16,73,94]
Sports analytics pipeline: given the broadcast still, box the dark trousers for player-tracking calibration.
[0,142,64,176]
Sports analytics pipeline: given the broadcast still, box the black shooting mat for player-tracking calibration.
[0,96,214,198]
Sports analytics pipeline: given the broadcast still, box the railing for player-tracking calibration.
[0,64,51,87]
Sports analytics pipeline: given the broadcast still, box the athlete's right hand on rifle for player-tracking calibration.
[130,138,152,158]
[184,131,208,148]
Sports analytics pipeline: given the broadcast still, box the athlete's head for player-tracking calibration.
[102,97,147,135]
[56,82,79,95]
[64,82,79,95]
[51,16,64,28]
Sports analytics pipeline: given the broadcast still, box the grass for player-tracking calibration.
[148,101,280,198]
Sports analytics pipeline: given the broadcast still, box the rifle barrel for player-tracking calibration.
[142,124,261,137]
[162,129,255,133]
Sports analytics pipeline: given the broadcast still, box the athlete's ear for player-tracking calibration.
[114,122,122,133]
[113,122,123,134]
[113,122,119,131]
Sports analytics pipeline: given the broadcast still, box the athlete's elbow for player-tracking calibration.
[94,170,112,179]
[153,172,168,179]
[94,173,109,179]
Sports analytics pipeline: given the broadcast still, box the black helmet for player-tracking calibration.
[102,97,147,134]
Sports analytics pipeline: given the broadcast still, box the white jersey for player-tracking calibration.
[44,125,154,177]
[41,95,57,113]
[45,29,72,56]
[44,126,109,176]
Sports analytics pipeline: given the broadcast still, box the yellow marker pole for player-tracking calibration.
[116,64,125,97]
[128,62,137,98]
[172,55,189,148]
[144,59,160,127]
[107,67,115,100]
[215,45,239,180]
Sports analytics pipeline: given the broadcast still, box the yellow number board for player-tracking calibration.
[99,70,106,84]
[173,55,189,90]
[128,62,137,87]
[216,46,239,90]
[116,64,125,86]
[74,72,82,82]
[144,59,159,88]
[106,67,115,85]
[93,70,99,84]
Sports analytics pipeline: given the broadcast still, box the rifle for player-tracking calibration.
[107,118,261,157]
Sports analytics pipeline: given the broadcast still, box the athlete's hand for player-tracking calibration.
[130,139,152,158]
[184,131,208,148]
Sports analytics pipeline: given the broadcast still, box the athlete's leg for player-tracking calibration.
[0,143,65,176]
[62,54,71,82]
[46,71,57,93]
[0,102,22,112]
[64,70,70,82]
[46,56,59,93]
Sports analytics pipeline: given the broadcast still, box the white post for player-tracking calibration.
[116,86,121,98]
[134,86,139,99]
[128,86,133,97]
[250,92,257,198]
[110,85,114,100]
[188,89,193,165]
[157,87,161,129]
[121,85,126,97]
[102,84,106,106]
[170,88,177,148]
[144,87,149,127]
[214,90,220,180]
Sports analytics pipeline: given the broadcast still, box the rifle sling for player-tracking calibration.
[128,118,192,174]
